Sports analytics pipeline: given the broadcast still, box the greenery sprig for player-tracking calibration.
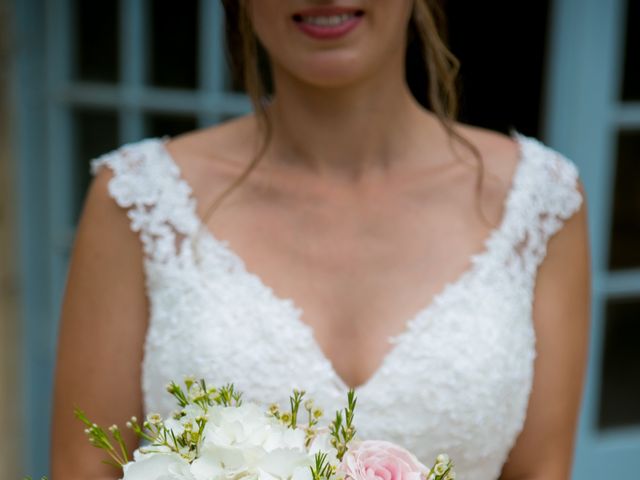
[267,388,327,447]
[426,453,456,480]
[74,409,130,467]
[309,451,336,480]
[329,388,357,461]
[73,377,240,466]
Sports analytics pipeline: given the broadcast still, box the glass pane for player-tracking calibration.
[72,108,119,223]
[608,130,640,270]
[145,113,198,138]
[72,0,119,82]
[443,1,550,134]
[149,0,199,89]
[598,297,640,430]
[621,0,640,101]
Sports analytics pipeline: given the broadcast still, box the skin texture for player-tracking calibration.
[50,1,591,479]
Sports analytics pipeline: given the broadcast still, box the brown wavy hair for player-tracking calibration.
[203,0,487,229]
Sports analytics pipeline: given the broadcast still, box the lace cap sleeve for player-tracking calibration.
[510,135,584,276]
[89,138,199,263]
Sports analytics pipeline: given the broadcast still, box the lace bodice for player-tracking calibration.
[90,130,583,480]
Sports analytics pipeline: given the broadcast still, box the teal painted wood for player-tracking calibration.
[120,0,145,142]
[41,0,74,476]
[12,0,51,476]
[545,0,640,477]
[199,0,224,126]
[13,0,249,476]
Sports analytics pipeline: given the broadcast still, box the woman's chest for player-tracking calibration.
[188,197,498,387]
[141,257,536,479]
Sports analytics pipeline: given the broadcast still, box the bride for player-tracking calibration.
[50,1,591,479]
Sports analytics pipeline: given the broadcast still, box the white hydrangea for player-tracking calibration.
[123,402,333,480]
[122,450,195,480]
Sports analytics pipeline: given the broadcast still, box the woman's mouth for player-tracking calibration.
[292,7,365,40]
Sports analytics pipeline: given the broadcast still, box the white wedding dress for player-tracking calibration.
[90,130,583,480]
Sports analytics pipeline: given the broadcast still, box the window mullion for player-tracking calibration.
[120,0,146,141]
[199,0,225,126]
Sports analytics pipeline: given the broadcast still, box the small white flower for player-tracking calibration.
[189,383,205,401]
[434,462,447,476]
[146,412,163,425]
[436,453,450,465]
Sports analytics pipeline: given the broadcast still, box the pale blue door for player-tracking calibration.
[12,0,639,478]
[13,0,250,476]
[545,0,640,477]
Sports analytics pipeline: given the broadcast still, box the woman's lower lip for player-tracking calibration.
[294,15,363,40]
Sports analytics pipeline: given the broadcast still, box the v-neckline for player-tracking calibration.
[154,129,531,393]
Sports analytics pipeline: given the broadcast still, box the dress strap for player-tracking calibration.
[90,137,199,263]
[501,132,584,283]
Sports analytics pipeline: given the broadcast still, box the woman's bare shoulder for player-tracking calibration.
[166,113,258,170]
[440,121,526,225]
[452,122,523,184]
[161,112,262,200]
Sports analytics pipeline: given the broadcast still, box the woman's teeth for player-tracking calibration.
[300,13,356,26]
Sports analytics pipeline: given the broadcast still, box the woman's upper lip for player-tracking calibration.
[292,6,363,17]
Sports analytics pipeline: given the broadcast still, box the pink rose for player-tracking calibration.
[339,440,428,480]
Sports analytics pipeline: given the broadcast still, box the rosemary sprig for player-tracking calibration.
[329,388,357,461]
[309,451,335,480]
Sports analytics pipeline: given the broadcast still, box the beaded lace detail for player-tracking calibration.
[90,130,583,480]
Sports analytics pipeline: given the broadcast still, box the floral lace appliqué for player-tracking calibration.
[91,131,583,480]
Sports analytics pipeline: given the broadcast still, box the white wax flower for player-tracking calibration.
[163,404,208,437]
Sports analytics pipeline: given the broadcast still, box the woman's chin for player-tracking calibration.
[293,63,369,89]
[301,74,362,89]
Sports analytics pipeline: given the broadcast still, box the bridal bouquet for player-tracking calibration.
[76,378,455,480]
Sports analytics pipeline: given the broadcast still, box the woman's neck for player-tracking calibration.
[262,60,437,181]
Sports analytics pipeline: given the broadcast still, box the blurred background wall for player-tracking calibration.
[3,0,639,478]
[1,0,23,478]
